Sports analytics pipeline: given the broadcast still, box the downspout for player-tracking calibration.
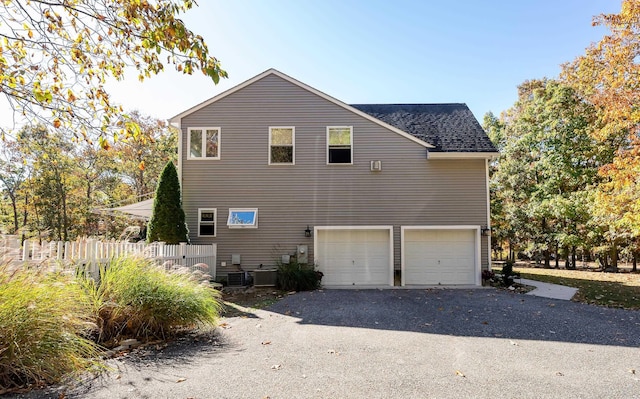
[485,158,491,272]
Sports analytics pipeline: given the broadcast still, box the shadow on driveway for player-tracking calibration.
[266,288,640,348]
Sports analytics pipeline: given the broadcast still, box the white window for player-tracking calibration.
[227,208,258,228]
[269,127,295,164]
[188,127,220,159]
[198,208,216,237]
[327,126,353,164]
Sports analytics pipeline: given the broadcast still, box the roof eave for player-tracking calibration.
[428,151,499,160]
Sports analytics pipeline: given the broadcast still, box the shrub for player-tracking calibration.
[502,260,516,286]
[276,260,323,292]
[147,161,189,244]
[82,255,221,345]
[0,264,101,390]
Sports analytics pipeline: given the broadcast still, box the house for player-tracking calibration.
[169,69,498,287]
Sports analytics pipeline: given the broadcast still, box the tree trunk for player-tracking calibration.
[570,246,577,270]
[632,252,638,272]
[543,248,551,269]
[554,243,559,269]
[610,245,618,272]
[9,193,19,234]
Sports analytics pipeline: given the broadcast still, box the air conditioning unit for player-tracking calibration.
[253,270,278,287]
[227,272,246,287]
[370,160,382,171]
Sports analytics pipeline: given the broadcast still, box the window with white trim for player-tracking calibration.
[198,208,216,237]
[227,208,258,228]
[327,126,352,164]
[269,127,295,164]
[188,127,220,159]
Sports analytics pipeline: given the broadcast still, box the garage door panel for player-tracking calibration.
[317,228,391,286]
[403,228,477,285]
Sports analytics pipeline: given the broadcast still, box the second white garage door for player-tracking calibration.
[315,228,393,287]
[402,228,478,286]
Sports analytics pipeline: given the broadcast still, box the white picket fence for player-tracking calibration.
[1,237,216,279]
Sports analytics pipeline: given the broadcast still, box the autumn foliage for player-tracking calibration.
[562,0,640,245]
[0,0,226,145]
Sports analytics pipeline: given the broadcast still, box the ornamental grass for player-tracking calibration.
[0,264,101,391]
[82,255,222,346]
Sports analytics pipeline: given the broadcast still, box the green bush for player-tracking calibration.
[276,260,323,292]
[147,161,189,244]
[0,264,101,389]
[83,255,221,345]
[502,260,516,286]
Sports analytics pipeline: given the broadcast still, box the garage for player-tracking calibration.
[315,227,393,287]
[402,227,480,286]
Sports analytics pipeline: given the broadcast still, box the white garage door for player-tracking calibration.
[403,228,477,285]
[316,228,392,286]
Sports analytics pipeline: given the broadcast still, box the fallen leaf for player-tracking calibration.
[262,341,271,345]
[548,303,556,307]
[176,377,187,383]
[510,340,518,346]
[556,372,564,376]
[219,322,231,329]
[455,370,466,377]
[271,364,282,370]
[630,369,636,375]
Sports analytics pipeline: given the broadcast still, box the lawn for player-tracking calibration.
[510,263,640,309]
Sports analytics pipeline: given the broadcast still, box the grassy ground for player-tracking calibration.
[508,262,640,309]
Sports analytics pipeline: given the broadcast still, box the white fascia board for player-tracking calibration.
[428,151,499,160]
[169,69,435,149]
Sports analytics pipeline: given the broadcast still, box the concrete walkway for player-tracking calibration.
[520,278,579,300]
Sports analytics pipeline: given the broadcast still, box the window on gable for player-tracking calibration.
[327,126,352,164]
[269,127,294,164]
[188,128,220,159]
[198,208,216,237]
[227,208,258,228]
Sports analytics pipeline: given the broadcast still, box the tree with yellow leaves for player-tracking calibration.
[562,0,640,270]
[0,0,226,147]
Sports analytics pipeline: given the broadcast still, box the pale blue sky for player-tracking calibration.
[2,0,624,129]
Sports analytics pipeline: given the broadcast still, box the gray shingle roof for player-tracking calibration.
[350,104,497,153]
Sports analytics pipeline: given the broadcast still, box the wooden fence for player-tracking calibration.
[1,237,216,279]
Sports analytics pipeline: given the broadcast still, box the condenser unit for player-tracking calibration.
[227,272,246,287]
[253,270,278,287]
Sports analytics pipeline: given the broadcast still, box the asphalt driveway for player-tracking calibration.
[12,289,640,399]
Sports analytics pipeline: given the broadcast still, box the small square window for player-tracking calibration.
[188,128,220,160]
[198,209,216,237]
[227,208,258,228]
[327,126,352,164]
[269,127,294,164]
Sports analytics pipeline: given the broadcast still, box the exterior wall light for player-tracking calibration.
[305,225,312,237]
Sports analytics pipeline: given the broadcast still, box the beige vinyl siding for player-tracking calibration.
[180,74,489,277]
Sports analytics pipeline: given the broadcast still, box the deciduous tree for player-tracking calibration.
[490,80,612,267]
[562,0,640,268]
[0,0,226,146]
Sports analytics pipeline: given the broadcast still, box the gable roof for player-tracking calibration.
[351,104,498,153]
[170,69,435,149]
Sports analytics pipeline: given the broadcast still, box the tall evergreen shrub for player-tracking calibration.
[147,161,189,244]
